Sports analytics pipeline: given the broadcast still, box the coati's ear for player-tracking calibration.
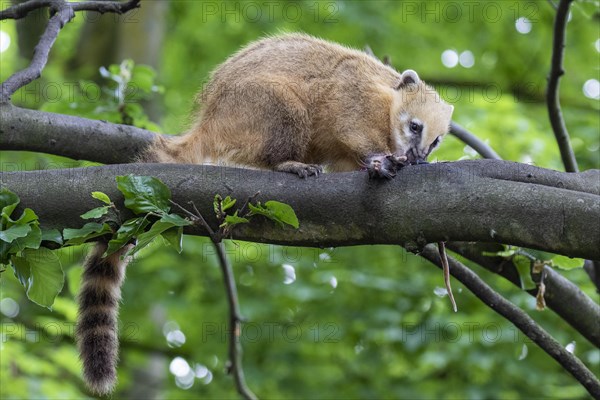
[396,69,420,90]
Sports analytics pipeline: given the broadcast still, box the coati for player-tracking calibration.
[77,33,454,394]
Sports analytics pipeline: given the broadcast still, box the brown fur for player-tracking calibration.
[143,33,453,175]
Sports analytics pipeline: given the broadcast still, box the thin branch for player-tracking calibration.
[0,1,74,102]
[173,201,257,399]
[420,245,600,398]
[547,0,578,173]
[438,241,457,312]
[449,122,502,160]
[0,0,52,20]
[0,0,140,102]
[448,242,600,348]
[239,192,261,217]
[584,260,600,294]
[71,0,140,14]
[0,0,139,20]
[214,242,258,400]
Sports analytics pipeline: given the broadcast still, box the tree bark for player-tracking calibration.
[0,104,156,163]
[1,161,598,260]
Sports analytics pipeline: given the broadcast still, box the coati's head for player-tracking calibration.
[390,70,454,164]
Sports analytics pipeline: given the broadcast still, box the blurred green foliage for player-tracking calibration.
[0,1,599,399]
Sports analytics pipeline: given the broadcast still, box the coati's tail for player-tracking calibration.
[76,243,130,395]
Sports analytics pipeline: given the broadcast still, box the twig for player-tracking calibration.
[0,1,74,102]
[447,242,600,348]
[0,0,139,20]
[0,0,52,20]
[547,0,578,173]
[438,241,457,312]
[71,0,140,14]
[239,192,261,217]
[583,260,600,294]
[420,244,600,398]
[214,241,258,400]
[0,0,140,102]
[449,122,502,160]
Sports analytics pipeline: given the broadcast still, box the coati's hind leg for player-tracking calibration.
[275,161,323,178]
[258,88,322,178]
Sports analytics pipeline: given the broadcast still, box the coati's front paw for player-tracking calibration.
[365,154,408,179]
[275,161,324,178]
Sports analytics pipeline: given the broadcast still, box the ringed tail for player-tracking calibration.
[76,243,130,395]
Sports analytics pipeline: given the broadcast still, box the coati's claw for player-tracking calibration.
[366,154,407,179]
[275,161,323,178]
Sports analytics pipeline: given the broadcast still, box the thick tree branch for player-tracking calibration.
[448,242,600,348]
[0,105,157,163]
[420,245,600,398]
[547,0,578,173]
[449,122,502,160]
[1,161,598,259]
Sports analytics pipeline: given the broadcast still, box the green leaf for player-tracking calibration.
[106,217,150,256]
[22,248,64,309]
[512,254,536,290]
[91,191,111,205]
[132,213,188,254]
[10,224,42,251]
[0,187,19,218]
[221,214,250,228]
[523,249,555,262]
[0,224,31,243]
[221,196,237,212]
[160,213,192,226]
[63,223,112,245]
[132,64,156,93]
[10,255,31,287]
[6,208,38,225]
[162,227,184,253]
[41,229,63,245]
[249,201,299,229]
[551,255,585,270]
[483,245,516,258]
[0,241,11,265]
[116,175,171,214]
[80,206,110,220]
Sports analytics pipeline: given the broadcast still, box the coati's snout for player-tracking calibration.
[391,69,454,167]
[404,146,429,165]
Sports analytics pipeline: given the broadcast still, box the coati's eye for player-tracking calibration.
[409,121,423,134]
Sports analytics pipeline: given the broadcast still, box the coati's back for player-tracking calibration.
[146,33,453,176]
